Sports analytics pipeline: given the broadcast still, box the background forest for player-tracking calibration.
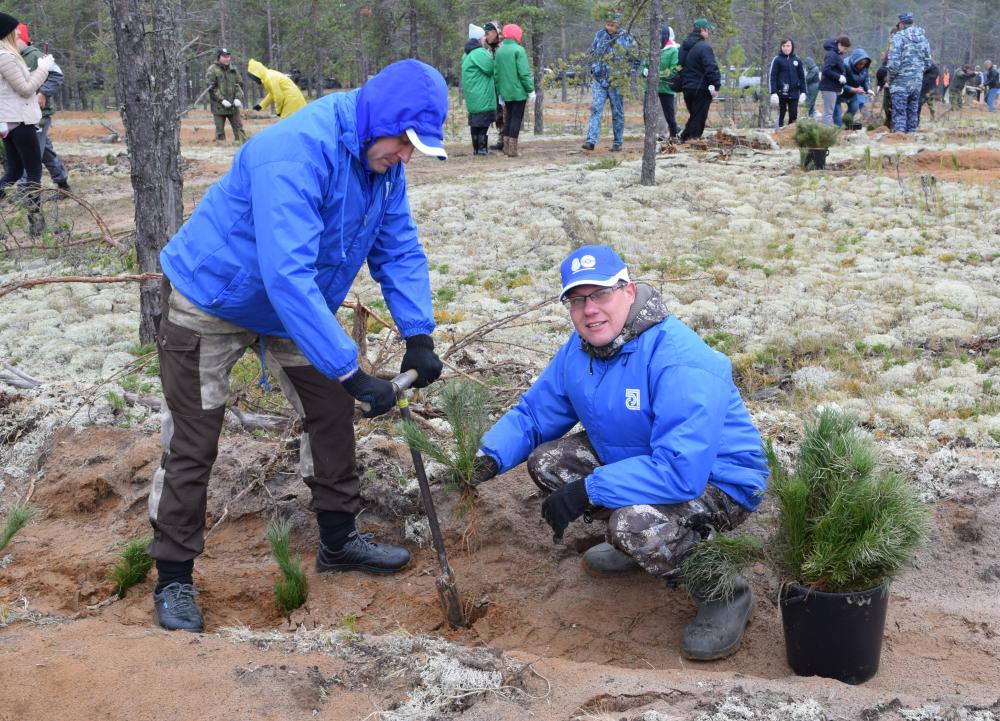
[5,0,999,113]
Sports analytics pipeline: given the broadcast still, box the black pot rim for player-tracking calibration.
[781,581,889,599]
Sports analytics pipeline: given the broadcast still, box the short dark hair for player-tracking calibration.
[837,36,852,48]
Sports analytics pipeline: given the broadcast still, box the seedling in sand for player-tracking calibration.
[266,517,308,615]
[0,503,39,552]
[109,535,154,597]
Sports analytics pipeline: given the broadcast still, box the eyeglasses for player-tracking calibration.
[561,282,626,310]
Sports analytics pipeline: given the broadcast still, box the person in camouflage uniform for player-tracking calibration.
[886,12,932,133]
[206,48,245,143]
[469,245,769,661]
[949,65,979,111]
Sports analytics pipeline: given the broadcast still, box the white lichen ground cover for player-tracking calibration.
[1,124,998,499]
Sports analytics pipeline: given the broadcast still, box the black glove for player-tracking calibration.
[541,479,590,543]
[252,103,262,111]
[341,369,396,418]
[400,334,442,388]
[468,454,499,486]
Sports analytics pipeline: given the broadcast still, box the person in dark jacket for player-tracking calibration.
[819,36,850,126]
[677,19,721,142]
[16,23,69,191]
[149,60,449,633]
[837,48,871,127]
[468,245,768,661]
[768,38,807,127]
[919,62,939,120]
[985,61,999,113]
[803,56,821,116]
[206,48,245,143]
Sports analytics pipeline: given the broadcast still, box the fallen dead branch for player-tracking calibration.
[442,296,558,361]
[0,272,162,299]
[0,364,42,389]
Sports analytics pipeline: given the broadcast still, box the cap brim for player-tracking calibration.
[406,128,447,161]
[560,268,631,299]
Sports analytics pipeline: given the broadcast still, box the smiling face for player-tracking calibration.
[566,282,636,346]
[366,132,415,174]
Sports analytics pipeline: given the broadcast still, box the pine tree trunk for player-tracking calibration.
[531,16,545,135]
[641,0,661,186]
[106,0,184,344]
[757,0,773,129]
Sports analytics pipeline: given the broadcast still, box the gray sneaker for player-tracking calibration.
[582,542,641,576]
[153,582,204,632]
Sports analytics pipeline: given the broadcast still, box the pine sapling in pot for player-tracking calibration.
[766,408,930,684]
[399,379,493,490]
[794,120,838,170]
[266,517,308,615]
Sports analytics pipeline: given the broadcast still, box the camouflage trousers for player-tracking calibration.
[527,431,750,582]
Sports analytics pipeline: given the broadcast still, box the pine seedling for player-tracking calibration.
[399,379,493,489]
[110,535,154,598]
[265,517,308,615]
[681,534,764,601]
[0,503,39,552]
[767,409,931,592]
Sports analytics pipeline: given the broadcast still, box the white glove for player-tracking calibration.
[528,91,536,102]
[221,99,232,108]
[498,96,505,107]
[36,54,55,73]
[799,93,806,103]
[708,85,716,93]
[770,93,779,105]
[233,99,242,108]
[838,75,846,84]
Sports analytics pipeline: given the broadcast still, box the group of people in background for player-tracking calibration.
[461,21,534,157]
[0,11,69,237]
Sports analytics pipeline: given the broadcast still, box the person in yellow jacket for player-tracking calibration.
[247,58,307,118]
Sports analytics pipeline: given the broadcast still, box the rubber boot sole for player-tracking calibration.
[681,593,755,661]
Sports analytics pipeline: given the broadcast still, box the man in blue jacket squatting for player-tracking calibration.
[148,59,448,632]
[469,245,769,660]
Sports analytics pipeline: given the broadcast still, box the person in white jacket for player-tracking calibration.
[0,11,54,235]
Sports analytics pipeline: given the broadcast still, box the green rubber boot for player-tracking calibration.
[681,574,754,660]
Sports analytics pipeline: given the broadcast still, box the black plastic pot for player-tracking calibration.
[779,582,889,685]
[804,148,829,170]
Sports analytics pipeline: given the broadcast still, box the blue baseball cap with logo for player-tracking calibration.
[559,245,631,299]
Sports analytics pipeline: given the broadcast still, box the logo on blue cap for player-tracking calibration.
[560,245,630,299]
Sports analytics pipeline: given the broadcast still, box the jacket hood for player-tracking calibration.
[897,25,926,44]
[682,32,702,51]
[660,25,675,47]
[247,58,266,80]
[823,38,841,53]
[846,48,871,69]
[803,56,818,69]
[502,24,523,44]
[464,38,480,54]
[355,59,448,150]
[781,39,796,54]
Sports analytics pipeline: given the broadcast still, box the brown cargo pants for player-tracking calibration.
[527,431,750,583]
[148,279,359,562]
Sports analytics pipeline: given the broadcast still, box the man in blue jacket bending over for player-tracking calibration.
[149,59,448,632]
[469,245,768,660]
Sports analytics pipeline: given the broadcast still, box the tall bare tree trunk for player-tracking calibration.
[757,0,773,128]
[219,0,227,46]
[560,19,568,102]
[266,0,274,65]
[106,0,184,344]
[531,6,545,135]
[641,0,661,186]
[409,3,418,59]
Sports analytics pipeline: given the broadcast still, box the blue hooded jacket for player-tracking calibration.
[160,60,448,380]
[479,314,769,511]
[841,48,872,98]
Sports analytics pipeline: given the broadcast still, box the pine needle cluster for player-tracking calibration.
[399,379,492,488]
[265,517,308,615]
[110,536,154,598]
[0,503,38,552]
[681,533,764,601]
[766,409,930,593]
[794,120,839,149]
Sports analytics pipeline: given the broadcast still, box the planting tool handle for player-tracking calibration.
[357,370,418,414]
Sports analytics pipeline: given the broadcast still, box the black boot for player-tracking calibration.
[681,574,754,660]
[478,130,490,155]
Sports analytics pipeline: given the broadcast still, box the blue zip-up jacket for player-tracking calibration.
[841,48,872,98]
[480,315,769,511]
[160,61,444,380]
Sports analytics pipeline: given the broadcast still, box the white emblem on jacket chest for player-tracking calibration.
[625,388,641,410]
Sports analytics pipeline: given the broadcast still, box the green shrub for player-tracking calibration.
[793,120,839,149]
[766,409,930,592]
[110,536,154,598]
[266,518,308,614]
